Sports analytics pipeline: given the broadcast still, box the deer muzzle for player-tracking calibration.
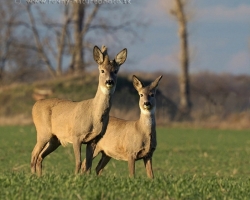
[105,80,115,89]
[143,102,152,110]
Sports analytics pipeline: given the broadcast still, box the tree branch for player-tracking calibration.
[11,43,38,52]
[56,6,71,76]
[81,4,100,37]
[26,5,56,78]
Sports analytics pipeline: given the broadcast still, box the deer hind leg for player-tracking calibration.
[143,157,154,179]
[36,136,61,176]
[31,140,49,175]
[95,152,111,176]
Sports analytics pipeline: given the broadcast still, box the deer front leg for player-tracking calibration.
[73,139,82,174]
[83,142,96,174]
[143,157,154,179]
[128,156,135,178]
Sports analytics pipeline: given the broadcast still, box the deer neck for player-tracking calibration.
[138,110,156,133]
[93,85,112,117]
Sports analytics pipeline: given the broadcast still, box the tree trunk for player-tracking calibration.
[72,4,85,75]
[179,17,191,119]
[171,0,192,120]
[0,66,4,82]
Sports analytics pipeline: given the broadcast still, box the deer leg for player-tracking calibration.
[81,159,86,173]
[73,139,82,174]
[36,136,61,176]
[95,153,111,175]
[143,157,154,179]
[128,156,135,178]
[84,142,96,174]
[31,140,48,175]
[81,145,100,174]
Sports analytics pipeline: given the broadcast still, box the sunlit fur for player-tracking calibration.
[83,75,162,178]
[31,45,127,176]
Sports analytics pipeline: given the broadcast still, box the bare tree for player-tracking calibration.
[0,19,11,81]
[0,2,20,81]
[70,4,100,74]
[71,4,85,74]
[25,3,140,77]
[7,39,44,83]
[0,2,44,84]
[26,4,74,77]
[56,6,71,76]
[26,5,57,78]
[0,2,145,83]
[170,0,192,120]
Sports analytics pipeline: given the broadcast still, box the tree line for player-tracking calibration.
[0,1,141,82]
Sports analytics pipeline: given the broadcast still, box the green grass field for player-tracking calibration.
[1,126,250,199]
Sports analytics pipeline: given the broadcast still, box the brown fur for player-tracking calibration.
[31,46,127,176]
[84,75,162,178]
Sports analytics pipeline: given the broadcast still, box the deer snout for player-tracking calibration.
[143,102,152,110]
[105,80,115,88]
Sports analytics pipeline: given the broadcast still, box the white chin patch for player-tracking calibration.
[143,105,151,110]
[141,107,155,115]
[101,85,116,95]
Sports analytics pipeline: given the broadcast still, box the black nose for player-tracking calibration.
[144,102,151,106]
[106,80,114,86]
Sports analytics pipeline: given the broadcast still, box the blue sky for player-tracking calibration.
[20,0,250,75]
[122,0,250,75]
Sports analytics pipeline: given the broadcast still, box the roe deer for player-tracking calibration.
[31,45,127,176]
[84,75,162,178]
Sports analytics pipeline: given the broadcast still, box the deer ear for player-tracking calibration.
[115,48,127,66]
[132,75,143,91]
[150,75,163,90]
[93,46,104,65]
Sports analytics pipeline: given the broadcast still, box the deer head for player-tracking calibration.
[133,75,162,115]
[93,45,127,95]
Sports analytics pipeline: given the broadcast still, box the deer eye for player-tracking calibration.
[101,70,104,73]
[150,94,154,97]
[114,70,118,74]
[140,94,143,97]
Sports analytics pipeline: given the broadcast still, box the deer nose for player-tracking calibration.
[143,102,152,109]
[105,80,114,88]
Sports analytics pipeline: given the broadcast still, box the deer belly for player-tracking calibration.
[105,149,128,161]
[58,137,73,147]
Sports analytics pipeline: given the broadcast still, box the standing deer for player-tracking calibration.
[83,75,162,178]
[31,45,127,176]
